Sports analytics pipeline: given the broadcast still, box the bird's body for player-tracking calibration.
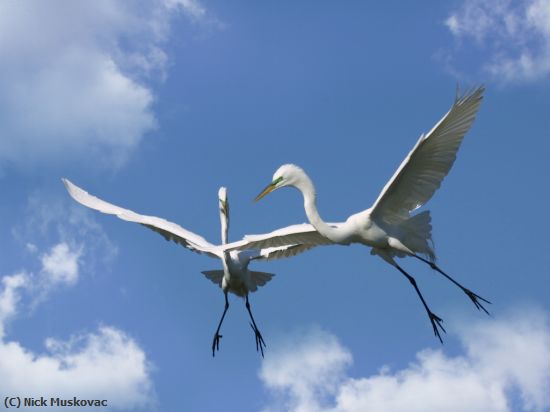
[62,180,308,356]
[200,187,275,301]
[273,166,435,261]
[247,86,489,341]
[222,251,250,296]
[215,250,273,297]
[313,207,391,248]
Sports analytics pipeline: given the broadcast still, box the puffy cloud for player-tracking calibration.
[445,0,550,83]
[40,243,81,286]
[27,242,83,307]
[261,328,352,412]
[0,326,153,410]
[1,200,153,409]
[0,249,154,410]
[260,310,550,412]
[0,0,210,171]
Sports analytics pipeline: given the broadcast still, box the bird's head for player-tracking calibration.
[218,186,228,217]
[255,164,306,201]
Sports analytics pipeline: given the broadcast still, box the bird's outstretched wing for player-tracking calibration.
[371,86,484,222]
[225,223,338,260]
[253,244,318,261]
[62,178,220,258]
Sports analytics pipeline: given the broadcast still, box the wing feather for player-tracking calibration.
[253,244,318,261]
[63,179,220,258]
[225,223,337,258]
[371,86,484,221]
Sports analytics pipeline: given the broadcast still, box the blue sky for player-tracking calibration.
[1,1,550,411]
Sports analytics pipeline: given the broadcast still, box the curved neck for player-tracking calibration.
[219,207,228,245]
[295,174,345,243]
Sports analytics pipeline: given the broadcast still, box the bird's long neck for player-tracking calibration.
[220,206,228,245]
[296,173,346,243]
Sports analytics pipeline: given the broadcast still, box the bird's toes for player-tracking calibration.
[429,313,446,340]
[465,290,491,315]
[475,301,491,316]
[249,323,266,354]
[212,333,223,355]
[431,313,444,324]
[257,335,266,357]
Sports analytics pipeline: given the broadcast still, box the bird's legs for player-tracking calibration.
[245,295,266,357]
[212,291,229,357]
[414,255,491,315]
[394,262,446,343]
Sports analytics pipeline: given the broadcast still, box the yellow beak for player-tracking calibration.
[254,182,277,202]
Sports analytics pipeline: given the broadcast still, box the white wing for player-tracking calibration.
[371,86,484,221]
[225,223,339,259]
[254,244,319,261]
[63,178,221,258]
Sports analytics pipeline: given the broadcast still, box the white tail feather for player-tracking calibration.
[399,211,436,262]
[201,270,275,293]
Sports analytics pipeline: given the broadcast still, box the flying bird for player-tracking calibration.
[63,179,312,356]
[243,86,488,342]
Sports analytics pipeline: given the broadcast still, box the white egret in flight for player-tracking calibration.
[63,179,312,356]
[247,86,488,342]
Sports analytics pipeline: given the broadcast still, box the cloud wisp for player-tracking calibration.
[0,0,211,172]
[260,311,550,412]
[14,188,119,277]
[445,0,550,83]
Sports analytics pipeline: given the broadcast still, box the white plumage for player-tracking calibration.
[243,86,489,342]
[62,179,314,356]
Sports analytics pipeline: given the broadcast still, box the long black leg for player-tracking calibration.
[394,262,446,343]
[212,291,229,357]
[245,295,266,357]
[414,255,491,315]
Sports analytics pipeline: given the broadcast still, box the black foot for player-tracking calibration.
[249,323,266,357]
[429,312,446,344]
[212,333,222,357]
[427,261,492,316]
[464,288,491,315]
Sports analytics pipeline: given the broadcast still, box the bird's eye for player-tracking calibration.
[273,176,284,186]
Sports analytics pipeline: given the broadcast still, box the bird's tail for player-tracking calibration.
[202,270,224,287]
[201,270,275,293]
[248,271,275,293]
[399,211,436,262]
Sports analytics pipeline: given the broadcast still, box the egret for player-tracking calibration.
[247,86,488,342]
[63,179,313,356]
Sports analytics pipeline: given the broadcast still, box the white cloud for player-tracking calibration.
[14,190,118,275]
[261,328,352,412]
[0,273,29,339]
[165,0,206,20]
[0,0,211,171]
[41,243,81,286]
[260,310,550,412]
[0,326,153,410]
[445,0,550,83]
[0,253,154,410]
[28,242,83,308]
